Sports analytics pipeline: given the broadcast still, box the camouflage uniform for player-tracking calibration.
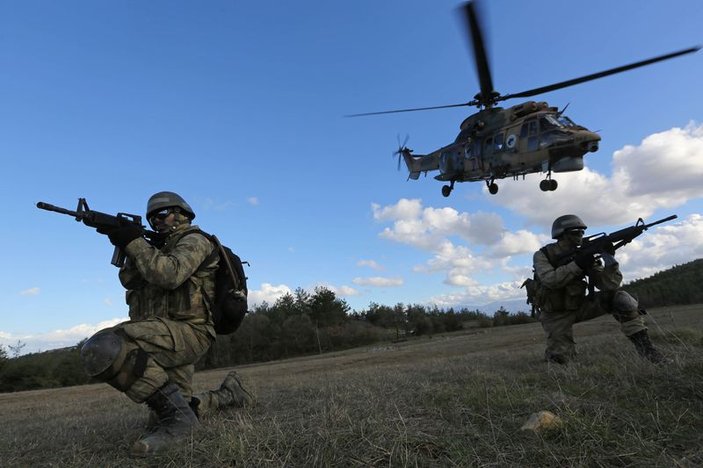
[91,222,217,403]
[534,241,646,363]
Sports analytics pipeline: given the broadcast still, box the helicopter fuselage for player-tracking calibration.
[402,101,600,195]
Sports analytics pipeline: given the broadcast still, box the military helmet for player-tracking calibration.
[146,191,195,220]
[551,214,587,239]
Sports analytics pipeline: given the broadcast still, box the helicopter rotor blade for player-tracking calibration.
[460,0,495,107]
[346,101,476,117]
[393,134,410,171]
[500,45,701,102]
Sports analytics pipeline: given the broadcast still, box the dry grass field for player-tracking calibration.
[2,304,702,467]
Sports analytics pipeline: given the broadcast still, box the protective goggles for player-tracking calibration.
[149,208,173,225]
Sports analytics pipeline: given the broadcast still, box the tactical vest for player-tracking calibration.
[537,243,587,313]
[125,225,217,326]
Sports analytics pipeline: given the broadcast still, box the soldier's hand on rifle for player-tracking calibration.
[98,225,143,249]
[574,250,595,270]
[601,240,616,256]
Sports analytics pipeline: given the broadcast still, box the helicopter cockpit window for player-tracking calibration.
[540,115,561,131]
[556,115,577,127]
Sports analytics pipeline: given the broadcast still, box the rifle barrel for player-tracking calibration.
[36,202,79,217]
[646,214,678,229]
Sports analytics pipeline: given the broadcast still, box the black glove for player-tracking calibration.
[574,250,595,270]
[101,225,143,249]
[147,232,168,249]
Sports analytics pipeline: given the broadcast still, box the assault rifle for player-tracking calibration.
[551,214,678,267]
[37,198,158,267]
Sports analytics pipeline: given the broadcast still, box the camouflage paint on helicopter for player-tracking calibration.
[401,100,600,196]
[350,1,699,196]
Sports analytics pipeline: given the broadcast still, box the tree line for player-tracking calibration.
[623,258,703,308]
[2,257,700,393]
[0,287,533,393]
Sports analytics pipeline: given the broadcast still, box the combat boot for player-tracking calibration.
[628,330,666,364]
[194,371,254,417]
[145,397,200,431]
[131,383,200,457]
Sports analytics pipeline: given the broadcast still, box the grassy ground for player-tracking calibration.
[2,304,702,467]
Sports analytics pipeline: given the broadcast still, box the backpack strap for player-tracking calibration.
[211,234,242,291]
[183,228,242,291]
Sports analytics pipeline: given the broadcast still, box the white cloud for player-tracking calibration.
[335,285,360,296]
[373,199,503,250]
[372,198,422,221]
[247,283,293,306]
[352,276,404,287]
[613,123,703,197]
[488,230,544,257]
[357,259,383,270]
[618,214,703,281]
[247,196,260,206]
[19,287,40,296]
[201,197,237,212]
[428,280,527,308]
[0,317,126,355]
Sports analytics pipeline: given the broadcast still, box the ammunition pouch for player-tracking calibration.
[541,280,587,313]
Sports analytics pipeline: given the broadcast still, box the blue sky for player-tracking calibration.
[1,0,702,354]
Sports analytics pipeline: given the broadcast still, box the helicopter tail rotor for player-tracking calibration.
[393,134,411,171]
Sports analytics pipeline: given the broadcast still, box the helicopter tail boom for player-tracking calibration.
[400,149,439,179]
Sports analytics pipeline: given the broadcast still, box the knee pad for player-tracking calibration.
[80,330,127,377]
[81,330,149,392]
[613,290,638,313]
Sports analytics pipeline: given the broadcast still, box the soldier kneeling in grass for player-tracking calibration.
[80,191,252,457]
[531,214,665,365]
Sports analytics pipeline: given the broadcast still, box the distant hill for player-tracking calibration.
[465,298,529,315]
[624,258,703,308]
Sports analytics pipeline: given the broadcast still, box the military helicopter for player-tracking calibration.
[349,1,700,196]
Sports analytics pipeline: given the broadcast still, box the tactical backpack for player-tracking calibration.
[521,247,551,318]
[190,230,249,335]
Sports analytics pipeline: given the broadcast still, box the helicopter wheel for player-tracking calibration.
[540,179,558,191]
[488,183,499,194]
[442,185,452,197]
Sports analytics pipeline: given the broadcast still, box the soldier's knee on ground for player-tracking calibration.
[80,329,149,393]
[81,330,128,379]
[611,290,639,322]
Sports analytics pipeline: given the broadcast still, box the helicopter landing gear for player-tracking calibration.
[441,180,455,197]
[540,172,558,192]
[486,179,499,195]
